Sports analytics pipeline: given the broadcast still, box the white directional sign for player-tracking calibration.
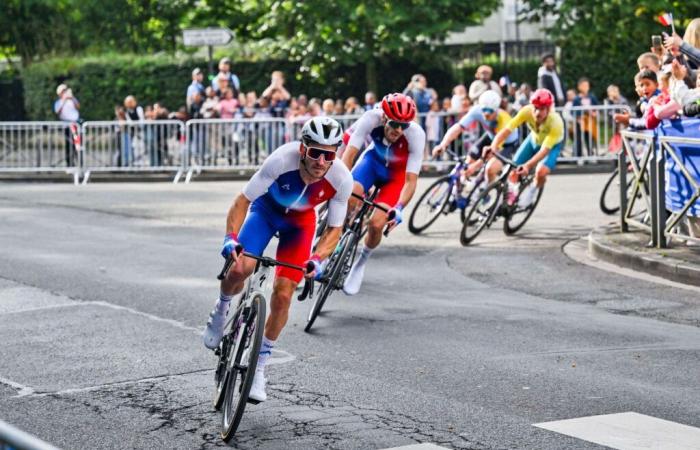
[183,28,233,47]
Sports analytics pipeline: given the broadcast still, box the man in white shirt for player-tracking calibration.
[53,84,81,166]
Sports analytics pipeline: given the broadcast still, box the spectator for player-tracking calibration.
[364,91,377,111]
[53,83,81,167]
[124,95,145,122]
[121,95,145,166]
[322,98,335,116]
[425,100,443,156]
[333,99,344,115]
[113,106,128,167]
[218,88,238,119]
[515,83,532,110]
[403,74,432,115]
[468,65,502,102]
[344,96,363,115]
[637,52,661,73]
[614,70,660,129]
[572,77,599,157]
[262,71,291,118]
[201,87,220,119]
[211,57,241,95]
[605,85,629,152]
[188,92,206,164]
[537,53,566,106]
[214,72,231,98]
[187,68,205,108]
[309,98,322,116]
[450,84,467,113]
[442,97,452,112]
[241,92,258,119]
[664,18,700,69]
[562,89,577,128]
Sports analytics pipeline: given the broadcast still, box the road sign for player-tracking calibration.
[183,28,233,47]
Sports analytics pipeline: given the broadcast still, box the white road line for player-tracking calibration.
[0,377,35,397]
[534,412,700,450]
[381,444,451,450]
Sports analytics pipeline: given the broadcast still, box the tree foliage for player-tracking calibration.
[520,0,700,98]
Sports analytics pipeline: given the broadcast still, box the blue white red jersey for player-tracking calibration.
[346,109,425,175]
[242,142,353,227]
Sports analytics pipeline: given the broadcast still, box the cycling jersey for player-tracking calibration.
[507,104,564,149]
[346,109,425,206]
[239,142,353,282]
[458,106,519,146]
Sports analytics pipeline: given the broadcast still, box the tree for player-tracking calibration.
[520,0,700,97]
[232,0,500,92]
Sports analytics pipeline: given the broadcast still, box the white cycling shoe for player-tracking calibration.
[248,369,267,402]
[342,258,367,296]
[203,308,227,350]
[518,185,539,208]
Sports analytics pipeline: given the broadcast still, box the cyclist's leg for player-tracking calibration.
[534,141,563,188]
[464,134,491,177]
[509,135,538,183]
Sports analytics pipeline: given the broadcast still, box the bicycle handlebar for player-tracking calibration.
[217,245,315,301]
[350,192,395,236]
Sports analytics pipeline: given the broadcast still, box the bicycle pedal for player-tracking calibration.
[246,397,261,405]
[214,348,221,356]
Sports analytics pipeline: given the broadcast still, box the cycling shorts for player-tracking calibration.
[351,149,405,207]
[512,134,563,171]
[238,201,315,283]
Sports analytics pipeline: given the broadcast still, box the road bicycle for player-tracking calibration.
[212,247,313,441]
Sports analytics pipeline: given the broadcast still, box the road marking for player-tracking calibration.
[381,444,451,450]
[534,412,700,450]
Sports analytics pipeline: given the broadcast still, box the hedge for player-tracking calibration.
[19,53,542,120]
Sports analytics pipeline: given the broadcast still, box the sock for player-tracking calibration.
[257,336,275,371]
[358,246,373,264]
[216,292,233,314]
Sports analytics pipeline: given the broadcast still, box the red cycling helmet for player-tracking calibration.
[381,93,416,122]
[531,88,554,109]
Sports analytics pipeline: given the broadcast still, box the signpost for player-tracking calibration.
[183,28,234,76]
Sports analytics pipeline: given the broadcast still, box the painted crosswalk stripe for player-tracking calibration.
[381,444,451,450]
[534,412,700,450]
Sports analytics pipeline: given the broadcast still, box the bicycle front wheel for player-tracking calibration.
[305,232,357,332]
[503,184,544,235]
[408,176,452,234]
[460,181,502,246]
[599,168,622,215]
[221,294,266,442]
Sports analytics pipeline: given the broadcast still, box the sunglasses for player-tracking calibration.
[387,120,410,130]
[482,108,495,114]
[305,146,336,161]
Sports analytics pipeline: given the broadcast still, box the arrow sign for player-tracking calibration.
[183,28,233,47]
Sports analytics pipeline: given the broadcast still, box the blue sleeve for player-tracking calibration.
[459,108,481,129]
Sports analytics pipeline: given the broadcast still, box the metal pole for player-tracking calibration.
[655,141,667,248]
[208,46,214,77]
[618,148,628,232]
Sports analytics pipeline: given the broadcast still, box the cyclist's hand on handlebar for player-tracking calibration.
[221,233,240,260]
[482,145,494,160]
[303,255,325,281]
[431,144,445,158]
[385,203,404,234]
[515,165,530,177]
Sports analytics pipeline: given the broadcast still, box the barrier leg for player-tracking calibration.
[654,145,667,248]
[618,150,628,233]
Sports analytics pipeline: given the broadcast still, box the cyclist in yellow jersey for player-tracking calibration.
[484,89,564,206]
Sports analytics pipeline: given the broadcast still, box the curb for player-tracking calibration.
[588,226,700,288]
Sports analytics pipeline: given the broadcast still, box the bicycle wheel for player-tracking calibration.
[460,181,503,246]
[213,307,242,410]
[599,168,622,215]
[408,176,452,234]
[503,184,544,235]
[304,233,357,332]
[221,294,266,442]
[459,178,487,224]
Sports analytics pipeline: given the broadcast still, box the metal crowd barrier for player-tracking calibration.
[81,120,186,184]
[0,122,81,183]
[0,105,634,183]
[620,128,700,248]
[0,419,61,450]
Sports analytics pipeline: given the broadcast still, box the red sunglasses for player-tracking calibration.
[305,145,336,161]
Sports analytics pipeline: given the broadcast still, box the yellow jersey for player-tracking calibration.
[507,105,564,149]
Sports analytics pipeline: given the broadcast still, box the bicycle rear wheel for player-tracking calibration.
[460,181,502,246]
[599,168,624,215]
[503,184,544,235]
[408,176,452,234]
[221,294,266,442]
[213,307,242,410]
[304,232,357,332]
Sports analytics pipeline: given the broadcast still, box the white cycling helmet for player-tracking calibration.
[478,90,501,111]
[301,117,343,147]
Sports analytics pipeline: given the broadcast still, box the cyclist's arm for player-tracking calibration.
[313,226,342,260]
[399,126,424,206]
[316,172,353,258]
[225,194,251,237]
[489,127,513,152]
[396,172,419,207]
[492,106,529,151]
[342,110,378,168]
[435,122,465,153]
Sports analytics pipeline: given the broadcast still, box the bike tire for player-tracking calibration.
[221,294,266,442]
[213,308,242,410]
[304,233,357,332]
[459,178,486,224]
[460,181,503,246]
[599,168,621,215]
[503,184,544,236]
[408,176,452,234]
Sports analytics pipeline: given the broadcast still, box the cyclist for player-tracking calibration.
[431,90,519,185]
[202,117,353,402]
[341,93,426,295]
[483,88,564,207]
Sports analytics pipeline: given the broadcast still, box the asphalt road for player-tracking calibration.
[0,173,698,450]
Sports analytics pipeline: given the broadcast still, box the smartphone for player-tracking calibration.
[652,35,663,50]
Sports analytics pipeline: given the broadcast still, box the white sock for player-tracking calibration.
[257,336,275,371]
[215,292,233,314]
[357,246,373,264]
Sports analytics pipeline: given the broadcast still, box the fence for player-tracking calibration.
[0,419,61,450]
[620,123,700,248]
[0,105,629,183]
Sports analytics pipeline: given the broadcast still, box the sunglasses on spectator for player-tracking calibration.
[305,145,336,161]
[386,120,410,130]
[482,108,495,114]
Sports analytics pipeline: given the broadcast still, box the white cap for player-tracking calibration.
[56,84,68,95]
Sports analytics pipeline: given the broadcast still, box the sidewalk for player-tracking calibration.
[588,226,700,287]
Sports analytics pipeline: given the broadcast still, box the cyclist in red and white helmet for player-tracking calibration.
[484,88,564,207]
[340,92,426,295]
